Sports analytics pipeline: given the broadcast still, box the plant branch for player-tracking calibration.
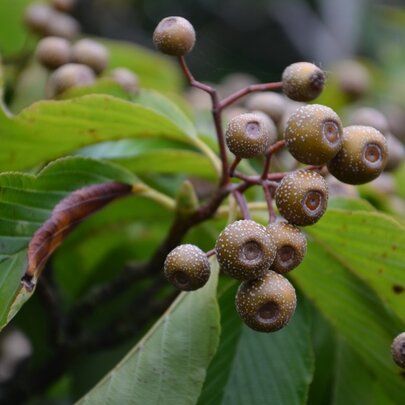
[233,190,251,219]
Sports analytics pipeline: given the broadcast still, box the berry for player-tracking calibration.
[282,62,325,102]
[46,12,80,40]
[266,222,307,274]
[153,16,196,56]
[327,126,388,185]
[110,68,139,94]
[35,37,72,70]
[347,107,389,136]
[164,244,210,291]
[225,112,275,158]
[51,0,77,13]
[385,134,405,172]
[245,92,286,124]
[334,60,370,100]
[24,5,54,36]
[235,270,296,332]
[48,63,96,97]
[215,220,276,280]
[284,104,343,165]
[275,170,329,226]
[72,39,109,74]
[391,332,405,368]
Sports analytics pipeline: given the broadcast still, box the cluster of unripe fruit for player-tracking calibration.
[24,0,139,97]
[155,16,391,333]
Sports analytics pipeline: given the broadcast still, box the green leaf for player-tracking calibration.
[0,156,138,330]
[199,279,314,405]
[0,94,202,171]
[77,258,220,405]
[307,209,405,324]
[291,242,405,403]
[102,38,183,92]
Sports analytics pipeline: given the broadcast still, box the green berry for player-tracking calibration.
[225,112,275,158]
[110,68,139,94]
[24,4,53,36]
[36,36,72,70]
[275,170,329,226]
[284,104,343,165]
[215,220,276,280]
[235,270,296,332]
[46,12,80,40]
[391,332,405,368]
[282,62,325,102]
[327,126,388,185]
[153,16,196,56]
[72,39,109,74]
[164,244,210,291]
[266,222,307,274]
[48,63,96,97]
[348,107,389,136]
[245,92,286,124]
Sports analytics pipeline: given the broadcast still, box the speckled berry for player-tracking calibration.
[235,270,296,332]
[110,68,139,94]
[284,104,343,165]
[24,4,54,36]
[275,170,329,226]
[226,112,276,158]
[266,222,307,274]
[391,332,405,368]
[347,107,389,136]
[245,92,286,124]
[153,16,196,56]
[36,36,72,70]
[164,244,210,291]
[327,126,388,185]
[46,11,80,40]
[282,62,325,102]
[48,63,96,97]
[215,220,276,280]
[72,39,109,74]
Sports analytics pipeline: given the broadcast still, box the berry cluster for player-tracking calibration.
[157,16,390,333]
[25,1,139,97]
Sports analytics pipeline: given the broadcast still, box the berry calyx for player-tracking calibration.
[215,220,276,280]
[282,62,325,102]
[275,170,329,226]
[391,332,405,368]
[235,270,296,332]
[266,222,307,274]
[153,16,196,56]
[225,112,275,158]
[72,39,109,74]
[36,36,72,70]
[48,63,96,97]
[284,104,343,165]
[164,244,210,291]
[327,126,388,185]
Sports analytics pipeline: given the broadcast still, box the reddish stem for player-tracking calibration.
[262,182,276,223]
[206,249,216,257]
[220,81,283,110]
[229,156,242,176]
[233,190,251,220]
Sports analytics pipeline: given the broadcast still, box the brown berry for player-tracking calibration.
[153,16,196,56]
[46,12,80,40]
[245,92,286,124]
[48,63,96,97]
[225,112,276,158]
[110,68,139,94]
[282,62,325,102]
[385,134,405,172]
[215,220,276,280]
[36,36,72,70]
[266,222,307,274]
[235,270,297,332]
[391,332,405,368]
[72,39,109,74]
[24,5,54,36]
[347,107,389,136]
[284,104,343,165]
[164,244,210,291]
[275,170,329,226]
[327,126,388,185]
[334,60,370,100]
